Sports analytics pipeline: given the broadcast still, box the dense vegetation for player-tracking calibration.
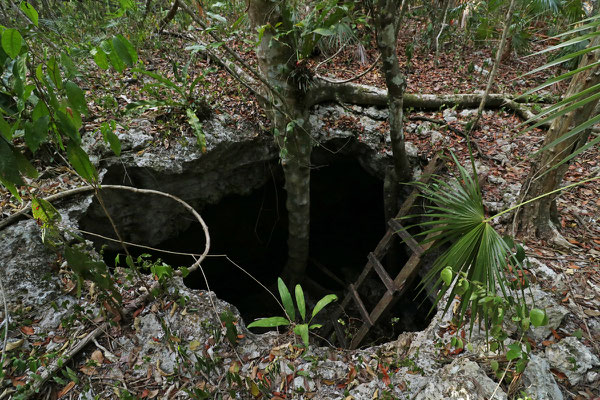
[0,0,599,398]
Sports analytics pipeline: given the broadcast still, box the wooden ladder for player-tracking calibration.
[323,155,442,349]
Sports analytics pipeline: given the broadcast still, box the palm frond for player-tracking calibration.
[520,19,600,179]
[409,154,520,333]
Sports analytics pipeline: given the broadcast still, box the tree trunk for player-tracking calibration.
[516,33,600,239]
[374,0,411,183]
[246,0,312,285]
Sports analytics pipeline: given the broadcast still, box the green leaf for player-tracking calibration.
[441,267,453,286]
[20,2,39,26]
[106,46,125,73]
[506,343,522,361]
[186,108,206,152]
[455,278,469,295]
[220,311,238,346]
[60,52,80,78]
[1,29,23,59]
[311,294,338,320]
[92,47,109,70]
[312,27,334,36]
[0,116,12,141]
[151,263,173,280]
[56,110,80,144]
[293,324,309,347]
[0,138,23,185]
[12,148,38,179]
[278,277,295,321]
[66,143,97,183]
[247,316,290,328]
[65,81,88,116]
[32,100,49,121]
[101,121,121,156]
[25,115,49,153]
[31,197,61,223]
[490,360,499,372]
[47,57,62,89]
[530,308,548,327]
[515,245,525,263]
[118,34,137,64]
[112,35,136,67]
[0,176,21,201]
[295,284,306,321]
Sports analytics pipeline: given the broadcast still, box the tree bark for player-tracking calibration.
[516,33,600,240]
[374,0,412,183]
[246,0,312,285]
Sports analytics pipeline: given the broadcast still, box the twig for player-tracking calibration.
[91,337,118,363]
[319,54,381,84]
[0,270,9,373]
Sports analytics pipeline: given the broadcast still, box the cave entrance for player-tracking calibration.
[90,150,434,347]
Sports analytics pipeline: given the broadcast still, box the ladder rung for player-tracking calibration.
[349,284,373,327]
[368,253,396,294]
[388,219,424,256]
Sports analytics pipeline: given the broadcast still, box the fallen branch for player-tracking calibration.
[306,81,546,112]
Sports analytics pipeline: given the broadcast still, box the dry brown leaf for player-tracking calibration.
[20,326,34,335]
[6,339,24,351]
[583,309,600,317]
[57,381,76,398]
[80,365,97,376]
[189,340,202,351]
[91,349,104,364]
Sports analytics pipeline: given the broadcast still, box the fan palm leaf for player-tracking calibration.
[406,153,523,333]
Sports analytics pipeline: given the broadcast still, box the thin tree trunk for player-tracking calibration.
[469,0,517,133]
[246,0,311,285]
[159,0,180,32]
[516,33,600,240]
[375,0,411,183]
[434,0,451,65]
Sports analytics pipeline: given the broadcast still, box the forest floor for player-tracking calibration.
[1,15,599,400]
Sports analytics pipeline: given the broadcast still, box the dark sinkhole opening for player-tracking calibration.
[84,150,434,347]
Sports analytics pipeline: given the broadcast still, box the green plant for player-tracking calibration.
[122,48,212,151]
[409,153,550,340]
[247,278,337,348]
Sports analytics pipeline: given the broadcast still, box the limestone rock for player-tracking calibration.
[546,336,600,385]
[430,130,445,145]
[443,108,458,123]
[522,354,563,400]
[414,358,507,400]
[0,220,61,308]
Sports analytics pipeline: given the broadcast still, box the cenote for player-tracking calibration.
[81,141,434,347]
